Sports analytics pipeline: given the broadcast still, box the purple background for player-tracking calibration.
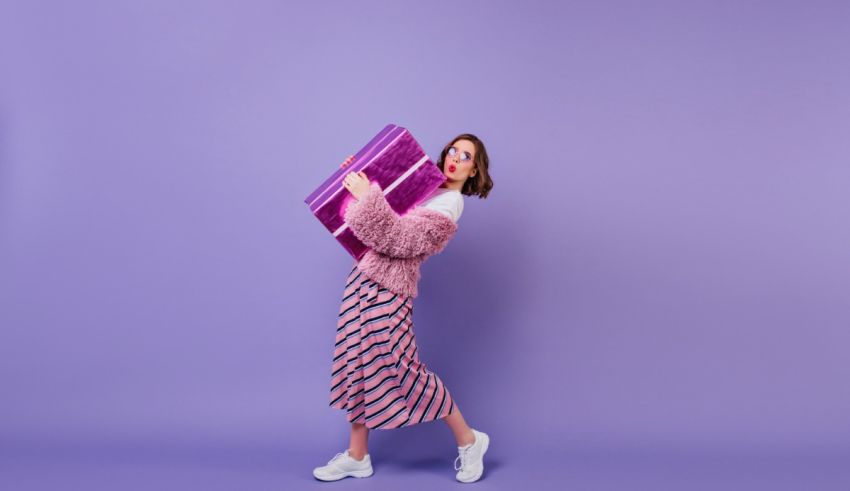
[1,1,848,489]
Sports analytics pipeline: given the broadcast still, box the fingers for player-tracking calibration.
[342,171,356,187]
[343,171,367,183]
[339,155,355,168]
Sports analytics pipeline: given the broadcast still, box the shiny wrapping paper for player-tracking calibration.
[305,123,447,260]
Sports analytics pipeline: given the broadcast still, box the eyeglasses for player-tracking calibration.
[447,146,473,163]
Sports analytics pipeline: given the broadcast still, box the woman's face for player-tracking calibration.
[444,139,477,182]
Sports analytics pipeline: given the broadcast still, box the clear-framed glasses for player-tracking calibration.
[447,146,473,163]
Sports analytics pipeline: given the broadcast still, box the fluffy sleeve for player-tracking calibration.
[344,182,458,258]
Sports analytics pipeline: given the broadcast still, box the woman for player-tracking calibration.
[314,134,494,483]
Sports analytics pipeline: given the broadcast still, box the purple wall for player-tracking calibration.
[1,1,848,489]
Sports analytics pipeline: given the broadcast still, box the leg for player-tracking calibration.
[442,404,475,447]
[348,422,369,460]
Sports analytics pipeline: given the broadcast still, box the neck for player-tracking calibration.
[440,179,464,192]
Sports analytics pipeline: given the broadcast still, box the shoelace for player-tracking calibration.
[454,446,471,471]
[327,451,346,465]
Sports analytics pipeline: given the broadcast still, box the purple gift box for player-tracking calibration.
[305,123,447,260]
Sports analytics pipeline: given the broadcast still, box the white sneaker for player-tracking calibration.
[454,428,490,483]
[312,449,374,481]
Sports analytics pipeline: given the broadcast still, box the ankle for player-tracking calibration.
[348,449,367,461]
[456,430,475,447]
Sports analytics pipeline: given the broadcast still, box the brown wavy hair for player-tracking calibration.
[435,133,494,199]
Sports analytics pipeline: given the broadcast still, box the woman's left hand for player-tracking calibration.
[343,171,371,200]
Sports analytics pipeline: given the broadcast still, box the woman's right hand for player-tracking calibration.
[340,155,355,169]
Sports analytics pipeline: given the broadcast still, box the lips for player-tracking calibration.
[448,165,456,172]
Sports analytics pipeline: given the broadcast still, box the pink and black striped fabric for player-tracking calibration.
[329,264,455,429]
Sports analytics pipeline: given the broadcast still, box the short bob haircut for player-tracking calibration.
[435,133,494,199]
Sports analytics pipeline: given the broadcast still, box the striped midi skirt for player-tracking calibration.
[328,264,456,429]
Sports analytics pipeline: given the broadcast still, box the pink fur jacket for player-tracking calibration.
[344,181,458,299]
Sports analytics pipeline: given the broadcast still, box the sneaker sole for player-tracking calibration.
[313,467,374,481]
[456,432,490,483]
